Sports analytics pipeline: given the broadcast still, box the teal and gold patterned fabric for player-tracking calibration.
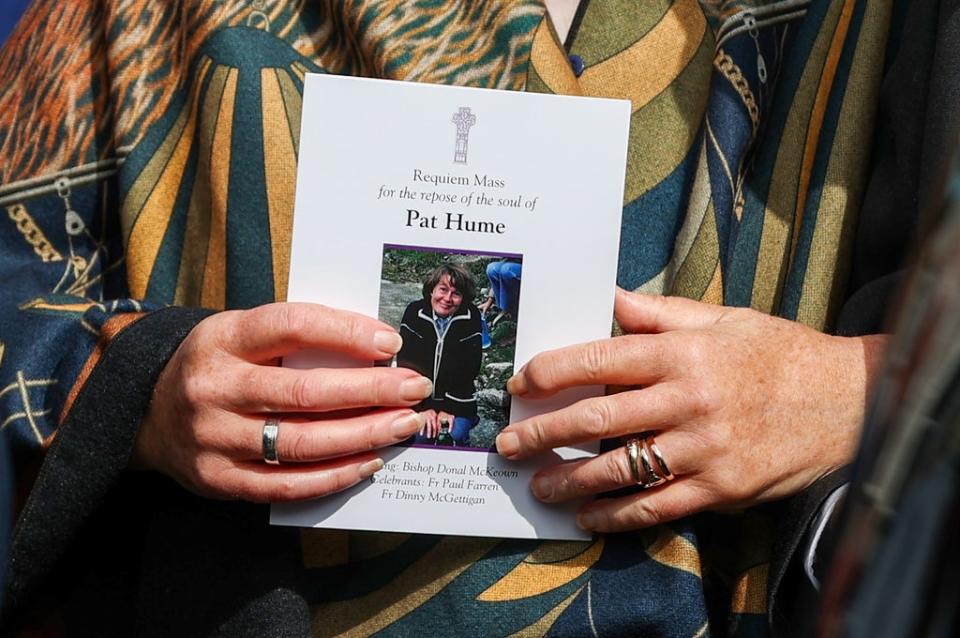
[1,1,901,635]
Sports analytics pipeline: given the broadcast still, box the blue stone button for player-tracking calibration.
[568,54,585,77]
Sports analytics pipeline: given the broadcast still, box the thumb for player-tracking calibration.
[614,288,729,334]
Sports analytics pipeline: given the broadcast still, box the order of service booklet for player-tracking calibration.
[271,74,630,541]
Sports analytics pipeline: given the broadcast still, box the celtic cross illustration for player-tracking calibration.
[451,107,476,164]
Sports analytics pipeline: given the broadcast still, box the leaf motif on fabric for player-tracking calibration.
[476,537,604,601]
[644,525,703,578]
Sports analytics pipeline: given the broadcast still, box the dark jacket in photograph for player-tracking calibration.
[396,299,483,420]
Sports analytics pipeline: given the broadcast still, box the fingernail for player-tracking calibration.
[577,512,597,530]
[400,377,433,401]
[496,432,519,458]
[531,476,553,501]
[374,330,403,355]
[359,458,384,478]
[506,374,527,396]
[391,413,423,438]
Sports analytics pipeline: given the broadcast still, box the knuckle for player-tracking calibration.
[626,498,665,527]
[623,335,653,367]
[285,429,313,462]
[582,400,612,440]
[181,373,214,408]
[685,383,720,420]
[569,470,591,495]
[605,451,633,486]
[526,417,549,449]
[683,334,714,368]
[233,366,261,405]
[523,360,552,394]
[371,373,393,406]
[237,305,271,338]
[206,311,241,350]
[241,482,273,503]
[278,476,299,496]
[360,419,380,451]
[188,315,223,348]
[277,303,309,339]
[191,454,224,491]
[710,421,735,451]
[328,469,356,495]
[715,471,749,501]
[347,315,365,348]
[191,416,224,449]
[288,374,315,410]
[582,341,609,383]
[250,476,297,502]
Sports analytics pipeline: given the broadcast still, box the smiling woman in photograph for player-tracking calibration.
[396,263,484,446]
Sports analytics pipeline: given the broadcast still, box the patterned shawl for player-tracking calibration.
[0,1,896,635]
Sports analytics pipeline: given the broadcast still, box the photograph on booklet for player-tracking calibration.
[378,244,522,450]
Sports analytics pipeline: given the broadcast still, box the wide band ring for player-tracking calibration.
[262,418,281,465]
[624,434,675,489]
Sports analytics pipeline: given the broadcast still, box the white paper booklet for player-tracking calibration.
[272,74,630,540]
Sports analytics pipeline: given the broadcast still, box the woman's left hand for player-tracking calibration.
[495,289,887,533]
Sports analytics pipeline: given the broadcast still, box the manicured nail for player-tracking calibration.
[391,413,423,438]
[359,458,385,478]
[531,476,553,501]
[374,330,403,355]
[400,377,433,401]
[577,512,597,530]
[506,373,527,396]
[496,432,519,458]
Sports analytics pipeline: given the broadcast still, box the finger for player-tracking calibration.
[614,288,731,334]
[496,384,691,459]
[224,453,383,503]
[506,335,668,398]
[227,365,433,412]
[216,408,424,461]
[227,302,404,361]
[576,481,714,532]
[529,430,697,502]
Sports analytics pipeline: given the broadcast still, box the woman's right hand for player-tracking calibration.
[132,302,433,503]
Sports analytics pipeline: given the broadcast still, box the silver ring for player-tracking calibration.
[624,434,675,489]
[639,435,674,489]
[638,444,667,489]
[647,439,675,481]
[625,437,643,483]
[262,418,280,465]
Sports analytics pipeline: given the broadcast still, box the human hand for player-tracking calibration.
[420,409,440,439]
[478,297,494,315]
[438,411,454,431]
[495,289,887,532]
[133,303,433,503]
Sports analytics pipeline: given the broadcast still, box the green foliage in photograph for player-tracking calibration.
[381,248,491,304]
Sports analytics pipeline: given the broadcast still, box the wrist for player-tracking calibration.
[823,333,889,466]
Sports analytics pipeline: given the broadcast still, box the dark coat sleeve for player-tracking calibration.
[396,301,430,379]
[2,307,213,626]
[767,0,960,634]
